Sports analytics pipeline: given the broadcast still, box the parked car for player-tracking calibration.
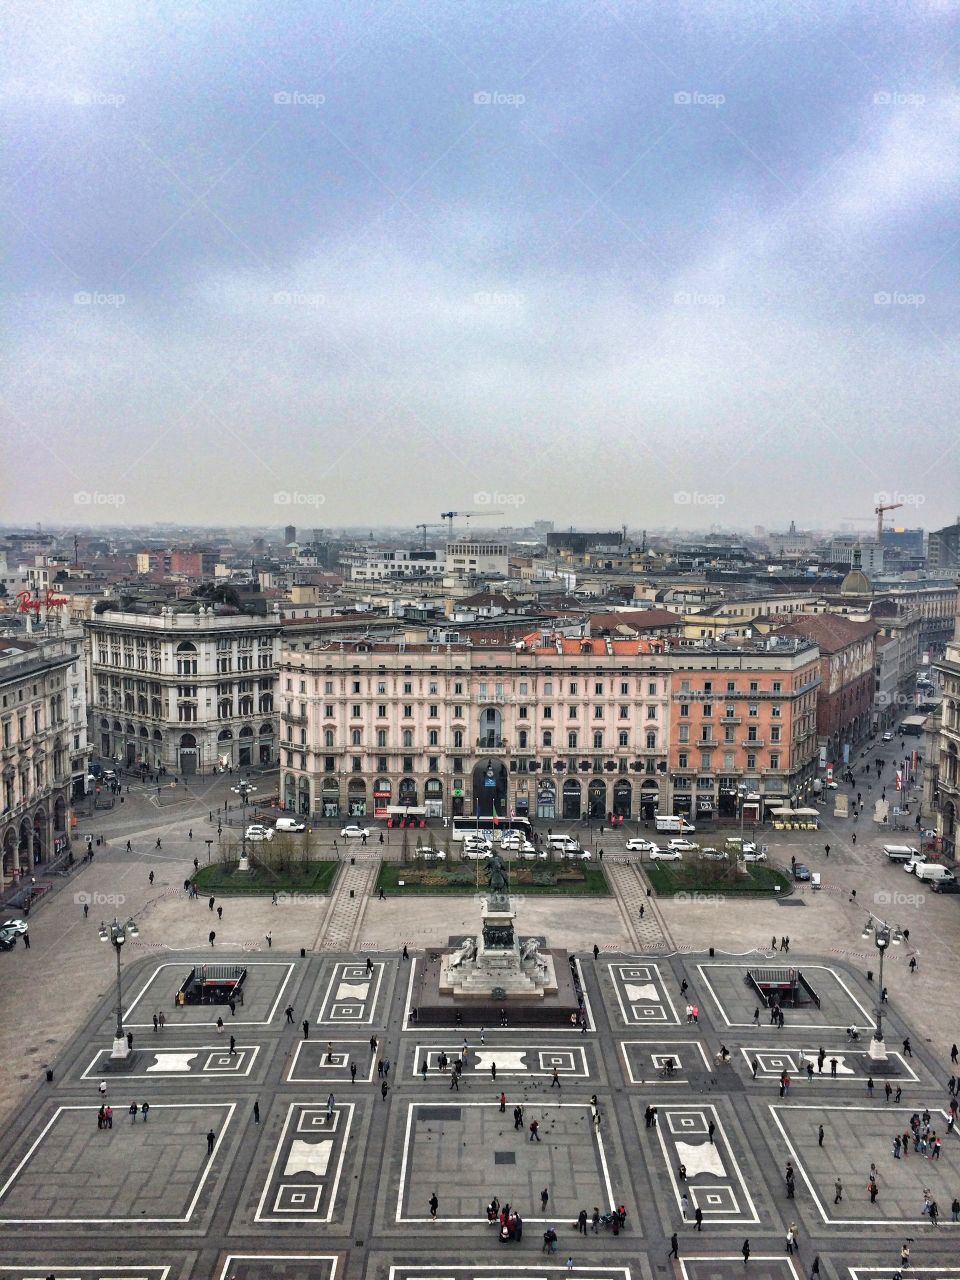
[515,847,548,860]
[649,847,683,861]
[414,846,446,860]
[700,848,728,861]
[667,838,698,852]
[932,877,960,893]
[275,817,307,833]
[0,918,28,936]
[560,848,592,860]
[881,731,894,742]
[903,856,925,875]
[245,824,274,842]
[793,863,812,882]
[0,932,17,952]
[340,825,370,839]
[741,849,768,863]
[625,838,659,852]
[547,834,582,852]
[724,838,757,854]
[501,839,536,855]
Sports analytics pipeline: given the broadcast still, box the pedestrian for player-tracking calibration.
[229,1035,236,1056]
[500,1091,506,1112]
[158,1011,164,1028]
[514,1104,523,1129]
[578,1208,588,1235]
[869,1179,879,1203]
[903,1037,913,1057]
[206,1129,216,1156]
[680,979,688,997]
[785,1224,797,1254]
[551,1067,561,1089]
[285,1005,294,1024]
[126,839,132,852]
[253,1099,260,1123]
[708,1119,715,1144]
[885,1082,892,1103]
[209,897,215,911]
[753,1007,760,1026]
[830,1057,838,1078]
[742,1240,750,1264]
[208,930,215,946]
[852,832,857,844]
[491,1062,497,1080]
[811,1256,820,1280]
[141,1100,149,1122]
[265,932,272,948]
[834,1178,843,1204]
[326,1092,335,1117]
[83,902,89,918]
[217,1016,224,1033]
[153,1014,158,1033]
[818,1124,824,1147]
[402,944,409,960]
[429,1192,438,1221]
[217,905,222,920]
[752,1058,759,1079]
[895,1085,902,1103]
[824,844,830,858]
[668,1232,679,1260]
[593,943,600,960]
[351,1062,357,1084]
[148,870,154,885]
[592,1206,601,1234]
[302,1020,309,1039]
[155,837,162,849]
[541,1187,549,1210]
[129,1102,138,1122]
[530,1119,541,1141]
[952,1043,959,1065]
[695,1206,703,1231]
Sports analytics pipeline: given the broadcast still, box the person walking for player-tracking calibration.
[834,1178,843,1203]
[208,930,215,947]
[529,1119,541,1141]
[668,1232,680,1260]
[514,1104,524,1130]
[903,1037,913,1057]
[694,1206,703,1232]
[148,870,154,885]
[818,1124,824,1147]
[153,1013,159,1032]
[351,1062,357,1084]
[206,1129,216,1156]
[951,1043,958,1066]
[381,1080,389,1100]
[541,1187,549,1211]
[229,1035,236,1056]
[869,1179,879,1203]
[253,1099,260,1123]
[499,1091,506,1113]
[129,1102,138,1123]
[708,1119,716,1144]
[429,1192,438,1221]
[785,1224,798,1255]
[158,1010,165,1028]
[551,1067,561,1089]
[285,1005,294,1024]
[217,905,222,921]
[742,1240,751,1264]
[811,1257,820,1280]
[302,1019,309,1039]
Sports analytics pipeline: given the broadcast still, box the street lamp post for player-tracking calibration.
[99,916,139,1061]
[861,914,902,1062]
[232,780,257,873]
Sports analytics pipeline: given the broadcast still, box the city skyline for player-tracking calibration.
[3,1,959,527]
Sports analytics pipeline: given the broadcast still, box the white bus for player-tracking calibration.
[451,815,533,843]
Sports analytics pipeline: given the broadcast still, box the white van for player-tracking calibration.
[655,816,696,834]
[914,863,955,884]
[547,834,582,852]
[275,817,307,833]
[882,844,917,862]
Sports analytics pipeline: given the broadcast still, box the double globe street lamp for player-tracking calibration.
[231,779,257,873]
[860,914,903,1062]
[99,916,140,1061]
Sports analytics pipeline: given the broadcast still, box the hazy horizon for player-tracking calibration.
[3,1,959,528]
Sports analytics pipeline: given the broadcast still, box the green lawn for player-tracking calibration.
[193,859,340,896]
[643,859,792,897]
[374,860,610,896]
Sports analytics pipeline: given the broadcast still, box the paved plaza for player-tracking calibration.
[0,944,957,1280]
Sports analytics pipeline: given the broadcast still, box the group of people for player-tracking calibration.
[486,1196,523,1241]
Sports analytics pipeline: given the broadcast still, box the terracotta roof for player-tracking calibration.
[773,613,878,653]
[588,609,680,632]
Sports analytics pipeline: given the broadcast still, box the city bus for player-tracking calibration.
[451,815,534,843]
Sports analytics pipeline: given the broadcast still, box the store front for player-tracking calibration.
[347,779,367,817]
[587,779,606,819]
[613,779,632,818]
[373,779,392,819]
[424,778,443,819]
[321,776,340,818]
[562,778,581,820]
[536,779,556,820]
[513,781,530,817]
[639,780,660,819]
[472,760,507,817]
[451,784,465,818]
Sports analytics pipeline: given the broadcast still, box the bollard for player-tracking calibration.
[300,947,306,958]
[45,1068,53,1083]
[709,947,715,957]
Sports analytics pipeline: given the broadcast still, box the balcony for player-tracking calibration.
[741,738,765,749]
[476,736,507,754]
[720,715,742,725]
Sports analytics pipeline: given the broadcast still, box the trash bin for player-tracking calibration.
[709,947,715,957]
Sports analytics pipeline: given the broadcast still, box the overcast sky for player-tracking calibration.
[2,0,959,531]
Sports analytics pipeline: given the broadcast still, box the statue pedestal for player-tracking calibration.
[438,895,558,1001]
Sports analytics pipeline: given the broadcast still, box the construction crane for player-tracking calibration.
[875,501,903,544]
[415,522,441,549]
[440,509,504,537]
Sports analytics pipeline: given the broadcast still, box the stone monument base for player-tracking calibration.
[412,944,583,1027]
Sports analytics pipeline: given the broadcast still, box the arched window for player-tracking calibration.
[453,728,464,748]
[543,730,552,747]
[645,730,657,749]
[593,731,603,749]
[428,729,439,746]
[351,729,362,746]
[324,729,335,748]
[568,730,578,749]
[518,729,528,749]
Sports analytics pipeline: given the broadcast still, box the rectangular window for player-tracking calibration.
[519,681,528,696]
[620,682,629,695]
[770,753,780,769]
[568,705,578,719]
[648,682,657,695]
[543,706,552,719]
[454,682,463,695]
[377,681,387,695]
[619,705,629,719]
[702,703,712,716]
[748,704,758,717]
[772,681,782,693]
[679,704,689,717]
[518,706,528,719]
[771,705,781,717]
[324,681,333,695]
[351,704,361,718]
[594,682,604,695]
[403,705,413,718]
[678,752,688,769]
[618,730,628,747]
[428,704,438,718]
[594,706,603,719]
[568,682,578,696]
[700,752,712,770]
[678,725,689,743]
[377,704,387,718]
[747,753,757,770]
[543,681,553,695]
[770,726,781,743]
